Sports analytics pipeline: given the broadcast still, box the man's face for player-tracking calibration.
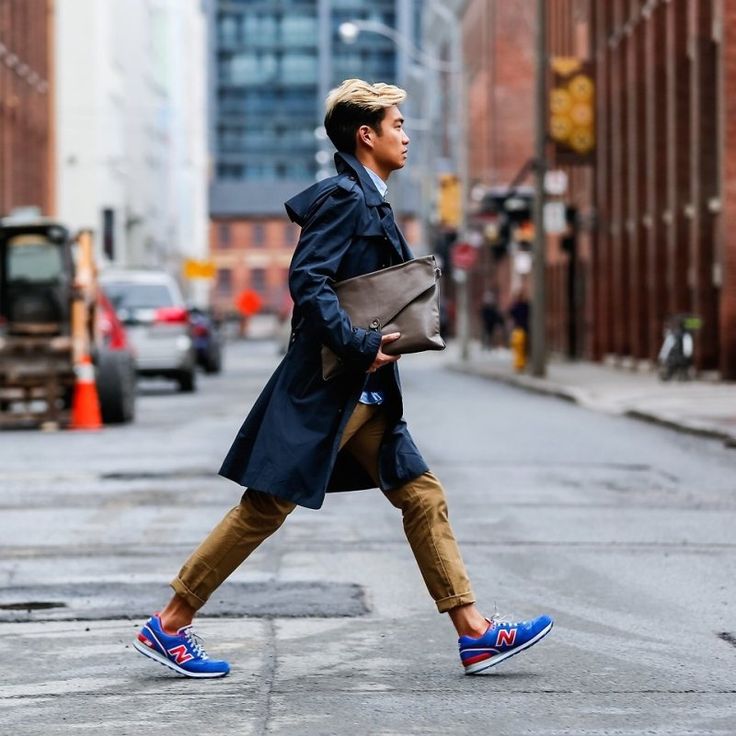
[369,106,410,172]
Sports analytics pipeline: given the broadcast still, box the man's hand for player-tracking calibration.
[367,332,401,373]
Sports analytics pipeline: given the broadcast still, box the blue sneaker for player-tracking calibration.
[133,614,230,678]
[459,613,553,674]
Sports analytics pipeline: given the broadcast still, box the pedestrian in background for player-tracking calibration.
[480,289,503,349]
[508,288,530,372]
[133,79,553,679]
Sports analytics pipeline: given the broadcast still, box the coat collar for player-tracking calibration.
[334,152,385,207]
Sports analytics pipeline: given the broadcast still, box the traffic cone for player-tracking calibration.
[69,354,103,430]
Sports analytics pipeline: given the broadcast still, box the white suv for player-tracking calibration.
[100,270,197,392]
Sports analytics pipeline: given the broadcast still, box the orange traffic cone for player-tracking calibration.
[69,355,103,430]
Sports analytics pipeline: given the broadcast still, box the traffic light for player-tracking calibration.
[437,174,461,228]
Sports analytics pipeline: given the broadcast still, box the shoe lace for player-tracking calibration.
[182,627,209,660]
[488,603,516,627]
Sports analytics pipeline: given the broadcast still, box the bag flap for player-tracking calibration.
[333,256,439,330]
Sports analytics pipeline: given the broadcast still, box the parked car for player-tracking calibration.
[95,289,137,423]
[188,307,223,374]
[100,270,197,392]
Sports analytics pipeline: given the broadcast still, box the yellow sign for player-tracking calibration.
[551,57,582,77]
[183,259,216,280]
[437,173,461,229]
[550,58,595,161]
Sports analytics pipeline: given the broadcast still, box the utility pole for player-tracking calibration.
[531,0,547,377]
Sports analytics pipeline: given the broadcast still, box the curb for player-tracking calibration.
[448,363,577,404]
[624,409,736,447]
[449,362,736,447]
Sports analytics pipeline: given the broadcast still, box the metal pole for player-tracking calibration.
[430,0,470,361]
[531,0,547,377]
[455,18,470,363]
[457,269,470,360]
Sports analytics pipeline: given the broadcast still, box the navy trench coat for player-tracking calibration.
[219,152,429,510]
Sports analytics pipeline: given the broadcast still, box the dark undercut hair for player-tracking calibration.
[323,79,407,154]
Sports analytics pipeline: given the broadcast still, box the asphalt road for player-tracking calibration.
[1,340,735,736]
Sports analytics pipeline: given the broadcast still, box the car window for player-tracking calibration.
[6,235,64,282]
[104,282,175,310]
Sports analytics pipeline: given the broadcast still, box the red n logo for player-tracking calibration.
[168,645,194,665]
[496,628,517,647]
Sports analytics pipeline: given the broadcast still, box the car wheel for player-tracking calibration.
[177,367,196,393]
[97,349,136,423]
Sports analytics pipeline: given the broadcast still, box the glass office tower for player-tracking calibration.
[211,0,414,198]
[208,0,419,313]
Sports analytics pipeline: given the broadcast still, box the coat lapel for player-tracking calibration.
[334,152,407,262]
[376,202,407,261]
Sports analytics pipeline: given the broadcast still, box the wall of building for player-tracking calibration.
[543,0,735,378]
[0,0,54,216]
[462,0,536,189]
[209,216,299,315]
[55,0,209,285]
[718,0,736,378]
[588,0,726,373]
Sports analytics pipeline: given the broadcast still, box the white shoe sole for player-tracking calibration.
[132,638,229,679]
[463,621,554,675]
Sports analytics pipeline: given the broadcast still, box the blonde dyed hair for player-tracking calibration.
[325,78,406,117]
[324,78,407,153]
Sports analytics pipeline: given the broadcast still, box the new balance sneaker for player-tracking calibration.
[458,613,553,675]
[133,614,230,678]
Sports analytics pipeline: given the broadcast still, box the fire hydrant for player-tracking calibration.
[510,328,527,372]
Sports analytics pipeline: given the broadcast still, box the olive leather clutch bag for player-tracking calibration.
[321,255,446,380]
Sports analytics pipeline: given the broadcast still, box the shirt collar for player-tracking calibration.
[362,165,388,199]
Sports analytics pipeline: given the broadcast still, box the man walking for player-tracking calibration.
[134,79,553,678]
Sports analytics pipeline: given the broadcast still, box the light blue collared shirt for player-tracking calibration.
[363,165,388,199]
[358,164,388,406]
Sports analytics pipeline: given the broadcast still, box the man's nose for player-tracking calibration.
[403,133,410,145]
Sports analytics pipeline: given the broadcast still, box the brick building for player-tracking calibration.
[209,216,300,316]
[0,0,54,215]
[462,0,536,188]
[546,0,736,378]
[458,0,537,327]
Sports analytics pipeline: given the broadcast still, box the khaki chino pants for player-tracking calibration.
[172,403,475,614]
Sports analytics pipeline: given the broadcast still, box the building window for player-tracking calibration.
[218,223,231,247]
[284,222,299,246]
[250,267,267,293]
[252,223,266,246]
[216,268,232,296]
[217,163,244,180]
[102,208,115,261]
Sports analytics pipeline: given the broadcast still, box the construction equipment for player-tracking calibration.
[0,214,136,429]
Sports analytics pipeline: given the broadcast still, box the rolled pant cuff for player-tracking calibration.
[435,590,476,614]
[170,576,207,611]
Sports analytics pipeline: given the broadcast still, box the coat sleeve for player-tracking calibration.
[288,186,382,371]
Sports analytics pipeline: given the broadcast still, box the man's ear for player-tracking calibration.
[357,124,374,150]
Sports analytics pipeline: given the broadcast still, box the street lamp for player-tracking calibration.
[338,21,460,74]
[531,0,547,377]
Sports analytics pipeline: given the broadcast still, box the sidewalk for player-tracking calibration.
[448,342,736,446]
